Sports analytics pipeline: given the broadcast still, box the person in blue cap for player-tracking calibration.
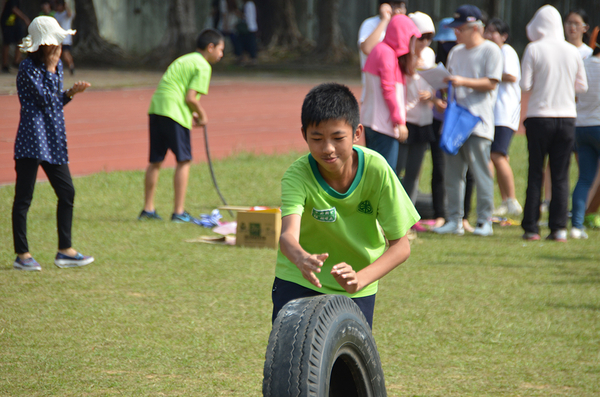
[432,5,502,237]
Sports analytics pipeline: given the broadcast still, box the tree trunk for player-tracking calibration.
[314,0,351,63]
[258,0,305,50]
[71,0,127,66]
[144,0,196,68]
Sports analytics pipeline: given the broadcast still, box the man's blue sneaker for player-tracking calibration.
[138,210,162,220]
[13,256,42,271]
[54,252,94,268]
[171,211,201,225]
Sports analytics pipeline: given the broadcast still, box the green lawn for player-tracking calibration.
[1,136,599,396]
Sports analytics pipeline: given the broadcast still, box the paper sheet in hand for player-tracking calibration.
[417,63,450,90]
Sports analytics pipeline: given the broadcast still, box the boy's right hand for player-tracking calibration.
[296,253,329,288]
[192,112,207,127]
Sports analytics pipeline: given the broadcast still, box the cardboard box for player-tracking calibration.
[235,208,281,249]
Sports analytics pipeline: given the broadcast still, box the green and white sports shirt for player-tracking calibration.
[148,52,211,130]
[275,146,420,298]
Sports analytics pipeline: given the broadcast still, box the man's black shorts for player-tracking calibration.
[491,126,515,156]
[148,114,192,163]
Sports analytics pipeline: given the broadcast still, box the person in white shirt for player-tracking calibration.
[520,5,588,242]
[432,5,502,237]
[53,0,75,75]
[571,38,600,239]
[357,1,407,102]
[541,8,594,214]
[484,18,522,218]
[564,9,593,59]
[239,0,258,65]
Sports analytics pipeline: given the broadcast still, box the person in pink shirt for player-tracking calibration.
[360,14,421,169]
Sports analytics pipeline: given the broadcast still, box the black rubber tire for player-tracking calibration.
[263,295,387,397]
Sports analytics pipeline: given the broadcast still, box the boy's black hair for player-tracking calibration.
[487,17,510,42]
[301,83,360,133]
[196,28,224,50]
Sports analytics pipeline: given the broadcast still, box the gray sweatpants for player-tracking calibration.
[444,135,493,225]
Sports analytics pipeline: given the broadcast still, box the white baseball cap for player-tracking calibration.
[409,12,435,35]
[19,16,76,53]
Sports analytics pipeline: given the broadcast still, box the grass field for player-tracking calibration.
[1,135,599,396]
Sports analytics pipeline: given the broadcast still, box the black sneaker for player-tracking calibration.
[138,210,162,220]
[171,211,201,225]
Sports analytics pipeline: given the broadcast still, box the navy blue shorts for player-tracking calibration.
[491,126,515,156]
[271,277,376,329]
[148,114,192,163]
[62,44,72,51]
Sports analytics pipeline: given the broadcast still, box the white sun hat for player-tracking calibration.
[19,16,76,53]
[409,12,436,35]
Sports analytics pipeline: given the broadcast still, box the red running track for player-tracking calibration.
[0,80,363,185]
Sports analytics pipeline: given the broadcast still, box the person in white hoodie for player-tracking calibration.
[520,5,588,242]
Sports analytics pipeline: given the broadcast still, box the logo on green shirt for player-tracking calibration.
[312,207,337,222]
[358,200,373,214]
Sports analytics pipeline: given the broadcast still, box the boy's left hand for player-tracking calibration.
[192,112,207,127]
[331,263,360,294]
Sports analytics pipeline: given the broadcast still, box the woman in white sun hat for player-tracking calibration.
[396,11,437,210]
[12,16,93,271]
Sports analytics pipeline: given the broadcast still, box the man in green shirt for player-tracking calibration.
[273,83,420,328]
[139,29,224,223]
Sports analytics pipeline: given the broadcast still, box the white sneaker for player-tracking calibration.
[493,200,508,216]
[570,228,588,240]
[506,198,523,217]
[546,229,567,242]
[433,220,464,235]
[473,221,493,236]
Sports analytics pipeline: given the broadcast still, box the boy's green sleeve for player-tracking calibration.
[280,165,306,218]
[377,164,420,240]
[188,62,211,95]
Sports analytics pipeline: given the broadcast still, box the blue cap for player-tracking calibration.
[446,5,482,28]
[433,17,457,41]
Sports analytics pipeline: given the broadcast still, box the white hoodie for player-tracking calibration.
[521,5,588,118]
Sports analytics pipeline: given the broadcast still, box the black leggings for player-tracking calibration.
[12,159,75,254]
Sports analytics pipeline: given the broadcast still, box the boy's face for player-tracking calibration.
[205,40,225,64]
[483,25,506,47]
[302,119,362,176]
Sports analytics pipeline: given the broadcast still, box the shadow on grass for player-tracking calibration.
[547,303,600,311]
